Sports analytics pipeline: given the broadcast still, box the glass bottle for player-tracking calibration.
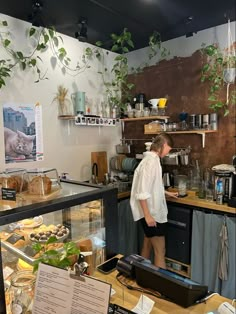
[9,270,35,314]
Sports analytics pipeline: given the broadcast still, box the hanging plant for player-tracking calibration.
[0,19,95,88]
[94,29,169,113]
[201,21,236,116]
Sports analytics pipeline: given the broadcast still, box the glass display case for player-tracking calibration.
[0,180,118,313]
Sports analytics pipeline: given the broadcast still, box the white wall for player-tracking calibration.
[1,14,235,181]
[0,14,121,181]
[127,21,236,70]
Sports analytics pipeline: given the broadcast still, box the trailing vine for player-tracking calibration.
[0,19,95,88]
[0,19,169,113]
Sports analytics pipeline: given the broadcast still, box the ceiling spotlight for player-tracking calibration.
[29,0,44,27]
[75,17,88,42]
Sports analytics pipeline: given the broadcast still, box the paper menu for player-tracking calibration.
[32,263,111,314]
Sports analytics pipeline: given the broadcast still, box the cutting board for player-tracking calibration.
[91,151,108,183]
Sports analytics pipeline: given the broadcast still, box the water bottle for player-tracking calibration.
[216,178,223,204]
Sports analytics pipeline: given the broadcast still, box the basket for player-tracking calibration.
[144,124,162,134]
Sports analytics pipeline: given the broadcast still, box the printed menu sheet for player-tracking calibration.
[32,263,111,314]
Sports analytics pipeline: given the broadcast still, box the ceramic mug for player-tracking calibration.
[159,98,167,108]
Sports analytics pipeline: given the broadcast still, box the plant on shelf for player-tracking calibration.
[201,21,236,116]
[32,236,80,273]
[53,85,73,116]
[93,28,169,115]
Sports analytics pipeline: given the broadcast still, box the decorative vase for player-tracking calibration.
[58,98,74,116]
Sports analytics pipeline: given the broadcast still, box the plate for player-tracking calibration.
[29,225,70,243]
[19,216,43,229]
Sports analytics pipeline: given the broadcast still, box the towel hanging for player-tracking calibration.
[218,218,229,281]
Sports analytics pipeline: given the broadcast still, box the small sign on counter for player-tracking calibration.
[1,188,16,201]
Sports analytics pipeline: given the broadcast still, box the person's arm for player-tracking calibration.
[139,199,156,227]
[165,190,179,198]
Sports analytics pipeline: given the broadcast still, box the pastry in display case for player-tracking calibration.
[0,168,28,193]
[0,180,118,313]
[21,168,61,198]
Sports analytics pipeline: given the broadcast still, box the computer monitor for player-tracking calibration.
[133,261,208,308]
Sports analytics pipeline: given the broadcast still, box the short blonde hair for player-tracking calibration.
[150,132,174,154]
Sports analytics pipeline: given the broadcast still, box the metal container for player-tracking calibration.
[116,143,131,154]
[195,114,202,129]
[162,153,179,165]
[202,114,209,129]
[210,113,218,130]
[189,114,196,130]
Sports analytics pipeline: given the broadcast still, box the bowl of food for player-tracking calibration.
[29,224,69,243]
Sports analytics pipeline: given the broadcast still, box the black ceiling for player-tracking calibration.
[0,0,235,50]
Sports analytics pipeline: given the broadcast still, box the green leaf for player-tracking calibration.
[21,62,26,70]
[48,28,55,38]
[29,59,37,66]
[95,41,103,47]
[44,34,49,44]
[3,39,10,47]
[16,51,24,60]
[111,44,119,52]
[29,27,36,37]
[46,236,57,244]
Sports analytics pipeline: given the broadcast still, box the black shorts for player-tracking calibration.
[140,218,167,237]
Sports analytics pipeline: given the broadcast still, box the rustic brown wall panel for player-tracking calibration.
[125,50,236,170]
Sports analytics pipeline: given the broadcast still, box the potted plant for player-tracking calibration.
[94,29,169,117]
[32,236,80,273]
[201,23,236,116]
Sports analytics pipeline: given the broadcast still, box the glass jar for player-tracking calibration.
[9,270,35,314]
[177,175,188,197]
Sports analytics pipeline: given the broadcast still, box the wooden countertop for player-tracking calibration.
[94,256,235,313]
[118,190,236,215]
[166,189,236,215]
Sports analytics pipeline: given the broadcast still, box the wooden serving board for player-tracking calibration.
[91,151,108,184]
[20,188,62,201]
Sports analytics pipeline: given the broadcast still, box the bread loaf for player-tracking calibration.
[1,175,28,192]
[28,175,52,195]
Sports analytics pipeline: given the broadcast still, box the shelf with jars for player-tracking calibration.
[121,115,169,122]
[144,125,217,148]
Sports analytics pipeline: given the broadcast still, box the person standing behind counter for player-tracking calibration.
[130,133,178,269]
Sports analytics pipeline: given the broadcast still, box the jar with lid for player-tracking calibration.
[9,270,35,314]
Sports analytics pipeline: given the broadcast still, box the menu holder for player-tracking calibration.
[32,263,111,314]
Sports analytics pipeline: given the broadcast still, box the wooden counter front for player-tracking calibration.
[94,265,235,314]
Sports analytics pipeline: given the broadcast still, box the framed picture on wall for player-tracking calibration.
[3,103,44,163]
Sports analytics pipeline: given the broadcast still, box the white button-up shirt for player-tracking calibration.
[130,151,168,223]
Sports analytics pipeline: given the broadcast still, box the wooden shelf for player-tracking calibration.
[144,129,217,148]
[121,115,169,121]
[58,115,75,120]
